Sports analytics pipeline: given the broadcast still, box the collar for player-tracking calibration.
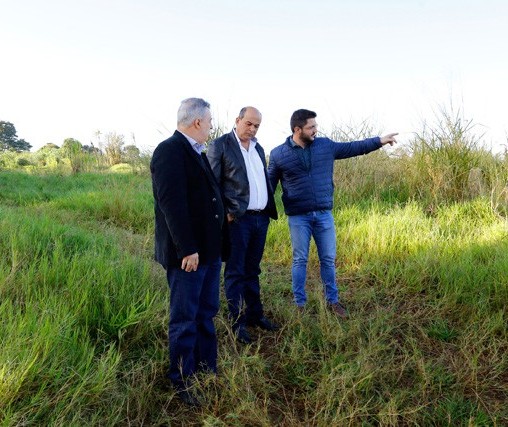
[233,128,257,147]
[180,131,205,154]
[290,136,310,149]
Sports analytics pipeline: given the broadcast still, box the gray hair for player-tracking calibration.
[177,98,210,126]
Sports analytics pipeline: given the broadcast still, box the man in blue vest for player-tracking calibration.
[268,109,397,317]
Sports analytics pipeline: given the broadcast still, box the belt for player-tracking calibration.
[245,209,267,216]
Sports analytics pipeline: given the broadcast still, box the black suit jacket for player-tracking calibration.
[150,130,229,269]
[206,130,278,220]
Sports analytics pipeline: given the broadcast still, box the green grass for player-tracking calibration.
[1,169,507,426]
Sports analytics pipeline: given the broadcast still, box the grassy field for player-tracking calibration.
[0,163,507,425]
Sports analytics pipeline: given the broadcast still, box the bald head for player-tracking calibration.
[235,106,262,143]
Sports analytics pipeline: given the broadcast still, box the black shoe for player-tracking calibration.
[247,316,280,331]
[235,325,253,344]
[177,389,201,407]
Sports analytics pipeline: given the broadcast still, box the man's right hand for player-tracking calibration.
[227,213,235,223]
[181,253,199,272]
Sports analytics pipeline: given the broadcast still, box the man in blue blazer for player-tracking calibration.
[207,107,278,344]
[150,98,229,406]
[268,109,397,318]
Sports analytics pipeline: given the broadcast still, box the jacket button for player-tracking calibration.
[212,198,217,202]
[215,215,219,219]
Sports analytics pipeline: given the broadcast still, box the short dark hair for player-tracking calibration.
[290,109,317,133]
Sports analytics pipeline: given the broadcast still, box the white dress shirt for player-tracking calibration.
[233,130,268,211]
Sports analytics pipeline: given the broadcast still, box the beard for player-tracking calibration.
[300,133,315,145]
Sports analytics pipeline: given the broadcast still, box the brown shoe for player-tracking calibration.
[328,302,348,319]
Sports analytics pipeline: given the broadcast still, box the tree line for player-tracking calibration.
[0,121,148,174]
[0,121,32,152]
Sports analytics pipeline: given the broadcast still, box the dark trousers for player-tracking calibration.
[167,258,221,390]
[224,212,269,328]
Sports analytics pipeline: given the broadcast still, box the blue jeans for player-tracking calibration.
[167,258,221,390]
[288,210,339,306]
[224,212,269,328]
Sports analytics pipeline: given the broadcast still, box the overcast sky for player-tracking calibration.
[1,0,507,153]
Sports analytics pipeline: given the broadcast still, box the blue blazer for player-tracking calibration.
[268,136,381,216]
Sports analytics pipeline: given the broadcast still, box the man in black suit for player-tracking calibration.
[207,106,278,344]
[150,98,228,405]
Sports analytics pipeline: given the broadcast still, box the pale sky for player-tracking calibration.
[1,0,507,153]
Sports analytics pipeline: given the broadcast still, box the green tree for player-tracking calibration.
[38,143,60,151]
[60,138,84,173]
[82,143,101,154]
[61,138,82,156]
[0,121,32,152]
[104,132,125,166]
[123,144,140,163]
[36,143,61,167]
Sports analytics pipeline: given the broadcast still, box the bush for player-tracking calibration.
[17,157,31,167]
[407,106,494,202]
[331,106,508,209]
